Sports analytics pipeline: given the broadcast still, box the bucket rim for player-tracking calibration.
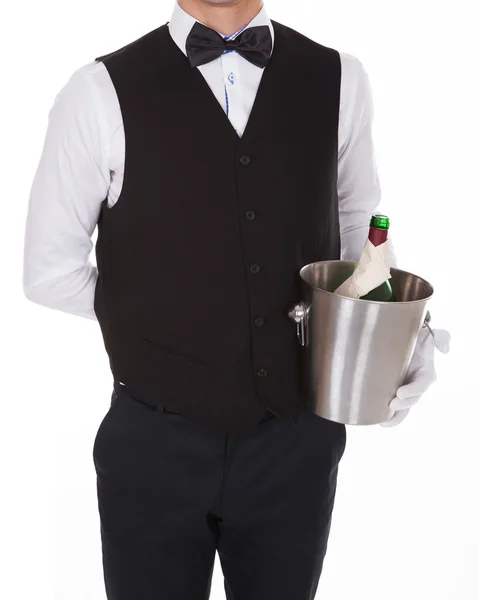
[299,260,434,305]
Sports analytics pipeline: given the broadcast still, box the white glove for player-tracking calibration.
[380,323,451,427]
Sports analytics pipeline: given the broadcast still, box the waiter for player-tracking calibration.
[22,1,447,598]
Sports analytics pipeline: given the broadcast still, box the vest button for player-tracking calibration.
[249,264,261,274]
[245,210,256,220]
[257,368,268,377]
[240,155,251,166]
[254,316,265,327]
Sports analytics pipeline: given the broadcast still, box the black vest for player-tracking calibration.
[94,20,341,433]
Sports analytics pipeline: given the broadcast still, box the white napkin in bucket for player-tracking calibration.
[334,239,391,299]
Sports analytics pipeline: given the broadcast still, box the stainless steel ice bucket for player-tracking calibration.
[289,260,434,425]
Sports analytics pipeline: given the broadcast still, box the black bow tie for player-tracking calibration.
[185,22,272,69]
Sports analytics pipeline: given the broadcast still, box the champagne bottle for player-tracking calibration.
[359,215,395,301]
[334,214,395,301]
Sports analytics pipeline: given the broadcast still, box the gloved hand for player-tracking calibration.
[380,321,451,427]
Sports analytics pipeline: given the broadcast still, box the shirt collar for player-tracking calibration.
[168,1,275,60]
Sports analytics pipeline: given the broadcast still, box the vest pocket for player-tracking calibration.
[139,336,213,367]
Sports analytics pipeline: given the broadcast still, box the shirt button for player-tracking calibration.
[249,264,261,274]
[254,317,265,327]
[228,72,235,84]
[257,368,268,377]
[245,210,256,220]
[240,155,251,166]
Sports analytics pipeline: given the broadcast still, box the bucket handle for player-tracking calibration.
[423,310,434,337]
[288,302,311,347]
[289,304,433,348]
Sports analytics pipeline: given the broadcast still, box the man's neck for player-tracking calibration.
[177,0,263,36]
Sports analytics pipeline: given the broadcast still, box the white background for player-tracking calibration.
[2,0,478,598]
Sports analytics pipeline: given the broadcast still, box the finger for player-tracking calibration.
[380,408,410,427]
[389,394,422,411]
[395,371,436,400]
[433,329,451,354]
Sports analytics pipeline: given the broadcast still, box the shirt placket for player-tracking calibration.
[221,51,243,134]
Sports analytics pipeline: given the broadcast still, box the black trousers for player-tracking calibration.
[93,381,346,600]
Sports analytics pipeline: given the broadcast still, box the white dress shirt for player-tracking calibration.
[23,1,394,320]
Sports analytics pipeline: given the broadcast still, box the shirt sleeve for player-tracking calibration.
[22,64,111,320]
[338,52,397,266]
